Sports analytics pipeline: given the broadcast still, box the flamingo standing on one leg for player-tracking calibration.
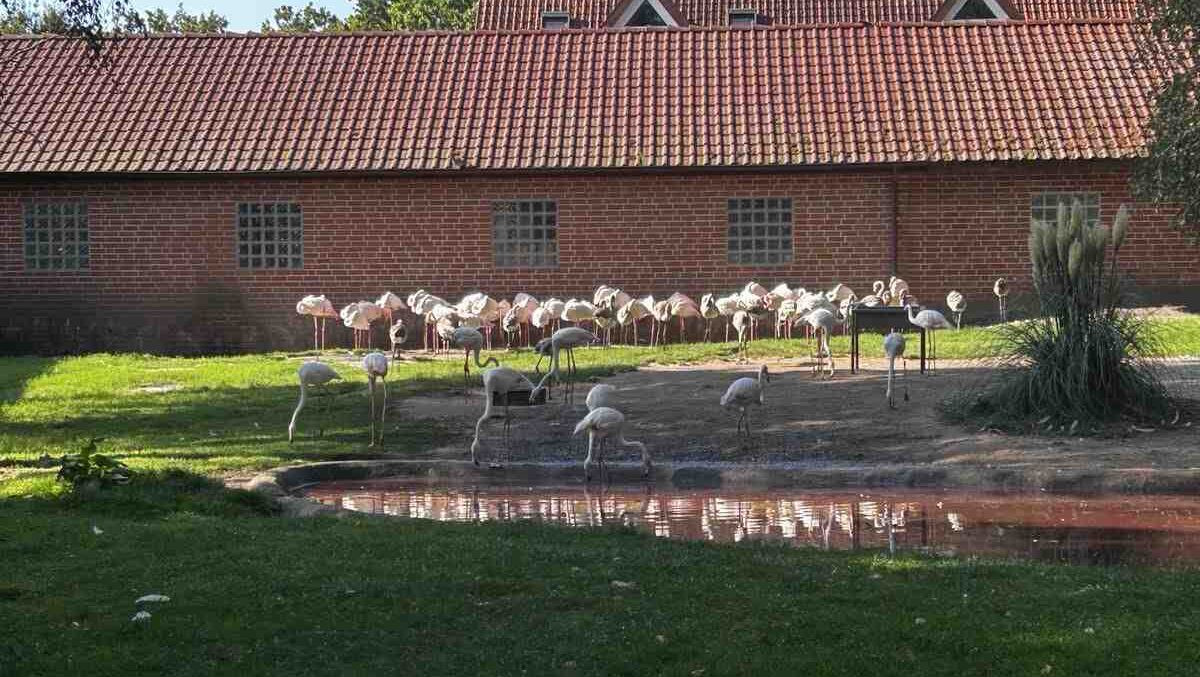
[363,352,389,446]
[389,319,407,359]
[801,308,841,378]
[720,364,769,437]
[288,361,342,443]
[573,406,651,482]
[883,331,908,409]
[700,293,720,342]
[946,291,966,330]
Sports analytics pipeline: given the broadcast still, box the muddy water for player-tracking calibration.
[299,480,1200,566]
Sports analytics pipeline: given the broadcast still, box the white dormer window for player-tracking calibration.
[541,11,570,29]
[945,0,1009,20]
[729,8,765,27]
[610,0,682,28]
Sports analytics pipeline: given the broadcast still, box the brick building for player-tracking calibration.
[1,0,1196,353]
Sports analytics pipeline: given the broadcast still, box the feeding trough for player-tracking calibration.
[491,388,548,407]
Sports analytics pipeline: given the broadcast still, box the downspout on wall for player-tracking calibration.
[889,169,899,276]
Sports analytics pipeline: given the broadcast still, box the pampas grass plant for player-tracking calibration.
[943,201,1176,433]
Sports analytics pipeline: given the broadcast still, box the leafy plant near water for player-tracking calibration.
[944,202,1177,433]
[56,438,133,490]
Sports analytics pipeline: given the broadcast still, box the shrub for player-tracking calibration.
[943,202,1177,433]
[56,438,133,491]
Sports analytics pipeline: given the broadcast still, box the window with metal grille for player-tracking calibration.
[728,198,793,265]
[492,200,558,268]
[541,10,569,29]
[729,8,763,26]
[23,201,88,270]
[1031,192,1101,229]
[237,202,303,269]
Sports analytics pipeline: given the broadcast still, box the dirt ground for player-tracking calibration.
[396,355,1200,478]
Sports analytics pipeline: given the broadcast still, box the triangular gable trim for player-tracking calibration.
[932,0,1022,21]
[606,0,687,27]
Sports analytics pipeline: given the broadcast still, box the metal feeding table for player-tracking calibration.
[849,307,926,374]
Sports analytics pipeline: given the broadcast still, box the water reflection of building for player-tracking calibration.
[303,483,1200,566]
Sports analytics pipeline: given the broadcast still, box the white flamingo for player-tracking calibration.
[715,293,739,342]
[731,310,752,362]
[946,291,966,330]
[801,308,840,378]
[906,302,955,373]
[700,293,721,341]
[883,331,908,409]
[617,297,649,345]
[450,326,500,393]
[376,291,407,327]
[340,301,383,350]
[586,383,618,411]
[720,364,769,437]
[295,295,337,351]
[532,326,597,401]
[288,361,341,443]
[650,299,673,347]
[530,305,554,341]
[471,367,547,467]
[994,278,1010,322]
[389,319,407,359]
[667,292,701,343]
[888,277,909,305]
[363,352,389,446]
[542,297,567,333]
[573,407,651,482]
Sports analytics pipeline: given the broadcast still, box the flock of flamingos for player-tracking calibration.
[287,278,1012,482]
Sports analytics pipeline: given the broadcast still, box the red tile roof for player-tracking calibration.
[475,0,1140,29]
[0,21,1163,174]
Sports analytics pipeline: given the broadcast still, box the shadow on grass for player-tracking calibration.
[0,469,279,519]
[0,356,62,405]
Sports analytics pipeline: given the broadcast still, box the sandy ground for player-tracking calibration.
[395,355,1200,476]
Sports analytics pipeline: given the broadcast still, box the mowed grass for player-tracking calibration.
[2,315,1198,492]
[5,500,1200,677]
[2,315,1200,676]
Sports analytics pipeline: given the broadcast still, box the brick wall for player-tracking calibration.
[1,160,1195,353]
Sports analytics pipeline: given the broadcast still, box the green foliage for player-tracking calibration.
[945,203,1177,432]
[1133,0,1200,243]
[261,2,344,32]
[0,0,134,50]
[345,0,475,30]
[55,437,132,490]
[125,3,228,32]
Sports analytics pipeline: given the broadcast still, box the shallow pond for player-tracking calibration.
[299,480,1200,566]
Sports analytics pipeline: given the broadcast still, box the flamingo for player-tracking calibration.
[888,277,909,306]
[389,319,407,359]
[409,291,448,352]
[532,326,597,401]
[542,297,567,333]
[715,293,739,342]
[363,352,389,446]
[376,292,407,327]
[883,331,908,409]
[295,295,337,351]
[563,298,597,333]
[994,278,1010,322]
[801,308,841,378]
[340,301,383,350]
[650,299,673,347]
[501,306,521,349]
[511,293,540,346]
[775,298,800,338]
[906,302,955,373]
[720,364,769,437]
[617,297,649,345]
[288,361,342,443]
[766,283,795,338]
[732,310,752,362]
[667,293,701,343]
[450,326,500,393]
[574,407,651,482]
[586,383,618,411]
[946,291,967,330]
[700,293,720,341]
[530,305,554,341]
[471,367,548,467]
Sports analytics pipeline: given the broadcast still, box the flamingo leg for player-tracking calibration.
[368,377,377,446]
[584,433,595,481]
[379,377,388,446]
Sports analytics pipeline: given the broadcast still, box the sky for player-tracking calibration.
[126,0,356,31]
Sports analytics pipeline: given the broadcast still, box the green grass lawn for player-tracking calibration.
[3,316,1200,675]
[5,490,1200,677]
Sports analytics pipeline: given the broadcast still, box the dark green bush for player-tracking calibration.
[56,438,132,490]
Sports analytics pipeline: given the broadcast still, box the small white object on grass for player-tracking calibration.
[91,525,103,535]
[131,611,152,622]
[135,594,170,604]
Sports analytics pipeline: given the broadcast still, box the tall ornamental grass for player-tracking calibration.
[945,202,1177,433]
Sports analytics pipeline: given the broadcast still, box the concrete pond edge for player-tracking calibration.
[239,459,1200,518]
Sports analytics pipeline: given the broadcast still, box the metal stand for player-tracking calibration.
[850,307,926,374]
